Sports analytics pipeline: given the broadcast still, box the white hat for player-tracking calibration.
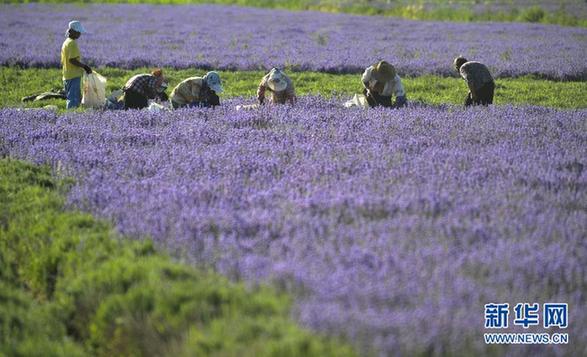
[68,21,87,34]
[267,68,287,92]
[204,71,223,94]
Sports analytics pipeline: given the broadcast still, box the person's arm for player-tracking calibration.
[257,86,266,105]
[391,76,406,107]
[208,91,220,107]
[286,81,296,105]
[157,91,169,102]
[460,67,477,99]
[361,67,373,96]
[392,76,405,97]
[257,76,267,105]
[69,58,91,74]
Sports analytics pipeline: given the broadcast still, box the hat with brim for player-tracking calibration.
[454,56,468,70]
[68,20,87,34]
[372,61,396,82]
[267,69,287,92]
[267,76,287,92]
[204,71,223,94]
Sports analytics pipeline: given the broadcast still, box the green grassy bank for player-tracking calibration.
[0,158,356,357]
[2,67,586,110]
[2,0,586,27]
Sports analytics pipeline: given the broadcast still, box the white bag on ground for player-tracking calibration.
[236,103,260,111]
[344,94,369,109]
[82,71,107,109]
[147,101,171,112]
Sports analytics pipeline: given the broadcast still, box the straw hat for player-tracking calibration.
[372,61,396,82]
[267,68,287,92]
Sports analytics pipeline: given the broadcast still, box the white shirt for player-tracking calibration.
[361,66,406,97]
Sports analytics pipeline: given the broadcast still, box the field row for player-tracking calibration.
[3,67,587,110]
[3,0,586,27]
[1,4,586,79]
[2,101,585,355]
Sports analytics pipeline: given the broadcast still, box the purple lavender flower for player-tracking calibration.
[1,99,585,356]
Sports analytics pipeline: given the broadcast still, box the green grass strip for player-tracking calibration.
[3,1,586,27]
[2,67,586,110]
[0,158,356,357]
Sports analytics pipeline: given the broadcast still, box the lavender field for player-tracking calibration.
[1,4,586,79]
[1,99,585,355]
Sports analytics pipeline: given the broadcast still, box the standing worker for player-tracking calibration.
[61,20,92,109]
[170,71,223,109]
[122,69,168,110]
[257,68,296,106]
[362,61,407,109]
[454,56,495,106]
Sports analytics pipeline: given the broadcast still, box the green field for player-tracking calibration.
[4,0,586,27]
[2,67,586,111]
[0,158,356,357]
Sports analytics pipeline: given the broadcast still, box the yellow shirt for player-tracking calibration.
[61,38,83,80]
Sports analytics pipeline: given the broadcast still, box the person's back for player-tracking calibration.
[170,77,204,107]
[459,61,494,92]
[122,69,166,109]
[124,74,155,96]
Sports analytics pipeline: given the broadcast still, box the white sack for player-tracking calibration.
[344,94,369,109]
[82,71,107,109]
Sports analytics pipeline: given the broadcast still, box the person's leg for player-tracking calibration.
[124,90,148,109]
[372,93,392,108]
[474,82,493,106]
[375,94,393,108]
[394,95,407,108]
[470,87,484,106]
[123,91,135,109]
[71,77,81,108]
[481,81,495,105]
[464,91,473,107]
[64,77,81,109]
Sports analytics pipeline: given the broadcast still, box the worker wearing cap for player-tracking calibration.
[123,68,168,109]
[361,61,407,109]
[454,56,495,106]
[170,71,223,109]
[61,20,92,109]
[257,68,296,105]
